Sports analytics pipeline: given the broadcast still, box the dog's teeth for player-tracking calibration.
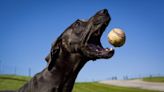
[105,48,108,51]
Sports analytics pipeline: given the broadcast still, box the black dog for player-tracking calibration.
[2,9,114,92]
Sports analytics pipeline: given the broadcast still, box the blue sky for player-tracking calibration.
[0,0,164,81]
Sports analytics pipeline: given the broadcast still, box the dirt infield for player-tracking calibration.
[99,79,164,91]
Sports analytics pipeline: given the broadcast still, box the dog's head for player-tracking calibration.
[46,9,114,70]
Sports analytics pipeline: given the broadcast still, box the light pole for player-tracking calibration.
[0,60,1,74]
[14,66,17,75]
[28,67,31,77]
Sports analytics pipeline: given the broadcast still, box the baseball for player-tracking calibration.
[108,28,126,47]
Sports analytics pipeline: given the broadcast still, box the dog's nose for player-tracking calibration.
[99,9,108,14]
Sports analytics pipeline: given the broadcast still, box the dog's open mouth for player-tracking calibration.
[84,23,114,59]
[81,9,114,60]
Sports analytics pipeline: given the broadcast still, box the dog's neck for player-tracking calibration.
[42,53,87,92]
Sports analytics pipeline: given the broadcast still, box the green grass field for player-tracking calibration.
[0,75,31,90]
[0,75,162,92]
[143,76,164,83]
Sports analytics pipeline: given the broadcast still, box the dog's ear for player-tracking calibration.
[45,53,51,63]
[45,37,62,71]
[48,46,60,71]
[45,47,55,64]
